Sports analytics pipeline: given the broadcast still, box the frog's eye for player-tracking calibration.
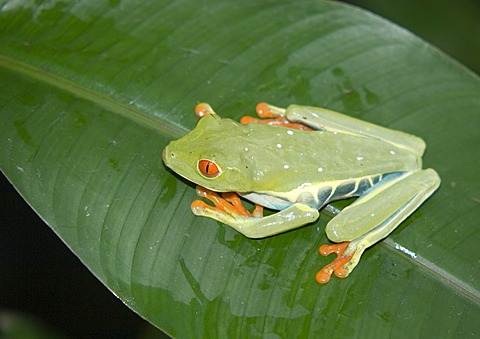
[198,159,221,178]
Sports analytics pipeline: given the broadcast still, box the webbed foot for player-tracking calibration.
[316,242,354,284]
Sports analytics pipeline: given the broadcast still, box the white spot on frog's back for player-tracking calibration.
[276,143,282,148]
[357,156,363,161]
[287,130,294,135]
[254,169,265,181]
[317,167,323,172]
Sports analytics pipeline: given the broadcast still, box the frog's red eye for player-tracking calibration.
[198,160,220,178]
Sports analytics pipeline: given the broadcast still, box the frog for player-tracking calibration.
[162,102,440,284]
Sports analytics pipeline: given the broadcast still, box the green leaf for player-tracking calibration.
[1,0,479,337]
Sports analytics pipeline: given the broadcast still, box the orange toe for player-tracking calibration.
[316,242,352,284]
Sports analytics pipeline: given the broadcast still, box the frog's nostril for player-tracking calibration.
[162,148,176,164]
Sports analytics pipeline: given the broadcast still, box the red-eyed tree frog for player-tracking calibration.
[162,103,440,284]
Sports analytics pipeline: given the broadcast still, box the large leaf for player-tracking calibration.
[1,0,479,337]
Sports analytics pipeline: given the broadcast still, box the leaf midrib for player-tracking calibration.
[0,54,188,138]
[383,238,480,304]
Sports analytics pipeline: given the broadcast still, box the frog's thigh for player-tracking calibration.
[326,169,440,243]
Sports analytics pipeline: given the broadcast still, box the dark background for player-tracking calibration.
[1,1,479,337]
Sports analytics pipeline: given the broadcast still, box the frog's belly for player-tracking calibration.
[241,172,403,210]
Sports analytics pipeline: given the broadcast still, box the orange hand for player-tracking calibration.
[316,242,353,284]
[222,192,251,217]
[193,186,263,218]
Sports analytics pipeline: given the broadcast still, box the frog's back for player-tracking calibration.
[238,123,421,192]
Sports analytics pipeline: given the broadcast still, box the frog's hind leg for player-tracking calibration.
[317,168,440,283]
[285,104,426,156]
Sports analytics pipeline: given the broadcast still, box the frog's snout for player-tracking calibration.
[162,147,168,164]
[162,146,176,166]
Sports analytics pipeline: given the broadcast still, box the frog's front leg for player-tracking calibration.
[191,186,319,238]
[317,168,440,283]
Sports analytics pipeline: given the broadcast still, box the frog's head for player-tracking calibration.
[163,112,253,192]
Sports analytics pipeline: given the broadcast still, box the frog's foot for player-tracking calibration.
[240,102,313,131]
[316,241,366,284]
[255,102,286,118]
[316,242,351,284]
[195,103,216,118]
[191,186,263,223]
